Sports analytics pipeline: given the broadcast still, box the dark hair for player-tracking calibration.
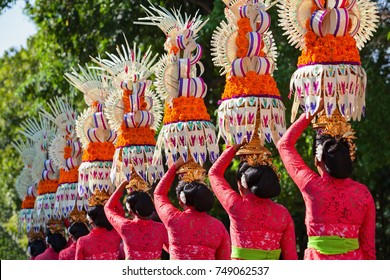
[46,231,67,253]
[315,134,353,179]
[29,239,47,257]
[176,181,214,212]
[125,191,155,217]
[236,162,281,198]
[87,204,113,231]
[68,222,90,240]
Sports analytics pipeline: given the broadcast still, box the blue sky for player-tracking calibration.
[0,1,37,56]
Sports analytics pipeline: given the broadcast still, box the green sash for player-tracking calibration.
[231,246,281,260]
[308,236,359,255]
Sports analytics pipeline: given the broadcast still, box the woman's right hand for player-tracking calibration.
[232,139,247,152]
[174,157,186,169]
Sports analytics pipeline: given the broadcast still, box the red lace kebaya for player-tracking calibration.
[277,113,376,260]
[154,165,231,260]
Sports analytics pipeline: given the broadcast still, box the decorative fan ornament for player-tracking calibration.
[137,4,220,171]
[19,115,59,233]
[92,40,164,189]
[278,0,379,123]
[277,0,313,50]
[41,97,85,219]
[211,0,286,152]
[65,65,117,207]
[65,65,111,106]
[279,0,378,51]
[12,136,38,234]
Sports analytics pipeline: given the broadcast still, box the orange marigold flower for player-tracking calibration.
[163,96,211,124]
[64,146,72,159]
[58,167,79,184]
[236,18,252,58]
[170,46,180,55]
[122,90,132,113]
[222,71,280,99]
[299,21,361,66]
[82,142,116,162]
[116,126,156,147]
[37,179,59,195]
[21,196,35,209]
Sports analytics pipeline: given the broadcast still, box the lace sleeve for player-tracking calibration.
[104,184,127,234]
[277,113,319,191]
[209,146,242,214]
[154,165,180,224]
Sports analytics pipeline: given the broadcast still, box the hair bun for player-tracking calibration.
[180,182,214,212]
[245,165,281,198]
[323,139,353,179]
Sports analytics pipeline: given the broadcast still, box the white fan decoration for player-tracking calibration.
[12,137,36,170]
[352,0,379,50]
[92,39,165,185]
[65,64,112,106]
[137,3,220,167]
[278,0,379,122]
[65,64,117,201]
[278,0,379,51]
[19,115,59,232]
[12,136,38,233]
[277,0,312,50]
[211,0,286,147]
[41,97,86,218]
[211,20,238,75]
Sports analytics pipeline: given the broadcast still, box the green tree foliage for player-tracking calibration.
[0,0,388,259]
[0,0,16,15]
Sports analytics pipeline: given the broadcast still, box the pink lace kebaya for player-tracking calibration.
[154,165,231,260]
[209,146,298,260]
[75,227,121,260]
[104,183,169,260]
[277,113,376,260]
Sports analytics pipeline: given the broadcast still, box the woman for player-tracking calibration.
[28,239,47,260]
[59,222,90,260]
[104,181,169,260]
[209,145,298,260]
[75,204,121,260]
[276,112,376,260]
[154,159,231,260]
[35,230,67,260]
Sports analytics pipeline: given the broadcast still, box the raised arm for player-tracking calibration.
[280,213,298,260]
[276,113,319,191]
[104,181,127,233]
[209,146,242,213]
[359,190,376,260]
[153,164,180,225]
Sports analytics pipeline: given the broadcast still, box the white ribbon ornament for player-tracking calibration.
[123,111,154,128]
[178,78,207,98]
[231,56,274,77]
[310,0,359,37]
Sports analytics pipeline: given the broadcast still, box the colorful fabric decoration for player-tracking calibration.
[211,0,286,147]
[12,137,38,234]
[92,39,164,188]
[278,0,379,122]
[136,3,219,166]
[19,116,59,232]
[65,65,117,205]
[40,97,86,219]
